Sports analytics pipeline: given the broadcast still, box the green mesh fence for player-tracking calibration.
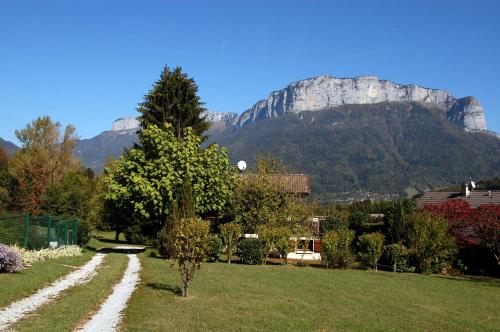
[0,214,25,247]
[0,214,79,249]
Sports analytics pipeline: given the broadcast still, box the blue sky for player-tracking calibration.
[1,0,499,143]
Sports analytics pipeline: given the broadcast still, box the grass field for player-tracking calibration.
[124,252,500,332]
[0,250,94,307]
[11,253,129,332]
[2,232,500,331]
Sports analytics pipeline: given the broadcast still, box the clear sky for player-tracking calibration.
[1,0,499,143]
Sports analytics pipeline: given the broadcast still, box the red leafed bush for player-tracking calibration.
[423,201,500,265]
[471,205,500,265]
[423,200,475,246]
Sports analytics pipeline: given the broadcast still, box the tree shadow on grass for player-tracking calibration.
[147,282,183,296]
[97,238,129,245]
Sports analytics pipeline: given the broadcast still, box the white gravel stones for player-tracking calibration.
[0,253,106,331]
[77,254,141,332]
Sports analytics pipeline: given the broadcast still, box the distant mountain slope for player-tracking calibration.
[205,102,500,199]
[0,137,18,155]
[74,129,138,171]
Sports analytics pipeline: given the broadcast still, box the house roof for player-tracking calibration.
[240,174,311,195]
[416,190,500,209]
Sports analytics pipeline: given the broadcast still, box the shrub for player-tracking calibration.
[348,210,370,232]
[384,199,416,243]
[321,228,355,268]
[173,217,210,297]
[207,235,223,262]
[77,219,93,246]
[258,225,293,264]
[8,244,82,266]
[237,238,265,265]
[406,213,457,274]
[220,222,242,264]
[384,243,410,272]
[125,225,149,245]
[156,226,171,258]
[357,232,385,270]
[320,217,344,235]
[0,244,23,273]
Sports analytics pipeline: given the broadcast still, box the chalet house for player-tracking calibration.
[415,183,500,209]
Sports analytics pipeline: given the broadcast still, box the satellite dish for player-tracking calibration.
[237,160,247,171]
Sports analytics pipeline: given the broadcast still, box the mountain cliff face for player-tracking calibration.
[233,75,487,131]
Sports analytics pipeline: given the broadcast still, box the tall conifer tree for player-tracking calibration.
[137,66,210,138]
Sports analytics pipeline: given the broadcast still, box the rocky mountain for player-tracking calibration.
[206,101,499,200]
[0,137,18,156]
[71,75,498,200]
[232,75,487,132]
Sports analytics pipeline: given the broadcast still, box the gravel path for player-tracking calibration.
[0,253,106,331]
[77,254,141,332]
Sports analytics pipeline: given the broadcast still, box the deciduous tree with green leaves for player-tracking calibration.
[104,124,236,240]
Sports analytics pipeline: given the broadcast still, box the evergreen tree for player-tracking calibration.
[137,66,210,138]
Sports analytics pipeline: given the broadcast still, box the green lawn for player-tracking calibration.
[86,230,145,251]
[2,234,499,332]
[0,250,94,307]
[12,253,129,332]
[123,253,500,332]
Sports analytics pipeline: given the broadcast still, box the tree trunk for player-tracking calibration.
[114,228,120,242]
[182,283,188,297]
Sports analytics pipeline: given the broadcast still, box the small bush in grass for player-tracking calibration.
[173,217,210,297]
[237,238,265,265]
[77,219,93,246]
[321,228,355,268]
[220,222,242,264]
[0,244,23,273]
[384,243,410,272]
[207,235,223,262]
[357,232,385,270]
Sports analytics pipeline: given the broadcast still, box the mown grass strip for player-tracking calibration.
[12,253,129,332]
[0,250,94,308]
[123,252,500,332]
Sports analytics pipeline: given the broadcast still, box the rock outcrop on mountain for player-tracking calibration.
[233,75,487,132]
[112,117,139,131]
[109,110,237,133]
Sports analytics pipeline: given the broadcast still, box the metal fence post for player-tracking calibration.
[47,215,52,248]
[23,213,29,248]
[75,219,79,245]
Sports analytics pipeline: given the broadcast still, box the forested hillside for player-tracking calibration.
[205,102,500,200]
